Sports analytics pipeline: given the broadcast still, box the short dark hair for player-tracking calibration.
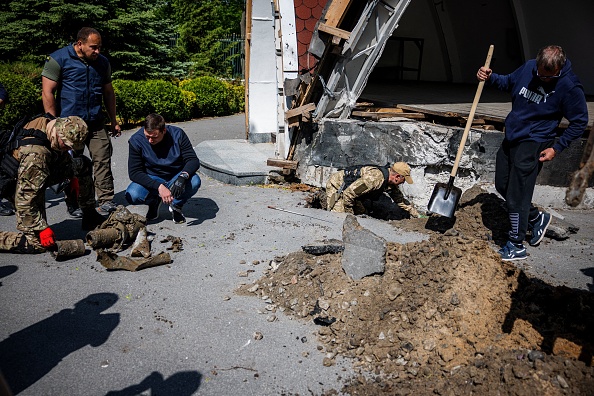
[144,113,166,132]
[536,45,566,72]
[77,27,101,43]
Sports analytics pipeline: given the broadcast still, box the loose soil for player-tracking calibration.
[238,186,594,395]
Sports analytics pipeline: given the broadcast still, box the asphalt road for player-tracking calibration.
[0,114,592,395]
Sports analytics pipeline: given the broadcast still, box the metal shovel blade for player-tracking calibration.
[427,181,462,218]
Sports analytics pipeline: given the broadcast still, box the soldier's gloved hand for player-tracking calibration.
[39,227,56,248]
[398,202,420,218]
[169,172,189,199]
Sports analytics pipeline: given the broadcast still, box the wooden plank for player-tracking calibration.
[318,23,350,40]
[324,0,353,27]
[352,111,426,120]
[285,103,316,120]
[397,104,460,118]
[267,159,298,169]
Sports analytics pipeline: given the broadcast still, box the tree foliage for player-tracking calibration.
[0,0,244,79]
[173,0,244,76]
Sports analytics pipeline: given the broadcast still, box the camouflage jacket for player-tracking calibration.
[341,166,404,208]
[13,117,69,233]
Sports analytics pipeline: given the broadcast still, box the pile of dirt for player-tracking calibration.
[238,186,594,395]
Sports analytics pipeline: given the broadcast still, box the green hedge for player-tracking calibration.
[0,62,245,130]
[114,77,244,126]
[0,70,42,130]
[180,76,231,118]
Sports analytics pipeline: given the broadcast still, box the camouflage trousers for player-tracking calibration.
[0,150,94,253]
[0,231,45,253]
[325,171,366,214]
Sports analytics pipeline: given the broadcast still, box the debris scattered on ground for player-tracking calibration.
[51,239,86,261]
[130,227,151,258]
[160,235,183,252]
[239,185,594,395]
[97,250,171,272]
[302,239,344,255]
[86,206,146,252]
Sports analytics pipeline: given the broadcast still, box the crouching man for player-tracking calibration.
[0,115,105,253]
[125,113,201,224]
[326,162,415,215]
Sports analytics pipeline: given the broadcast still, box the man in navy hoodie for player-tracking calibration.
[125,113,201,224]
[477,45,588,261]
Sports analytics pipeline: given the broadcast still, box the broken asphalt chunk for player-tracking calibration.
[302,239,344,255]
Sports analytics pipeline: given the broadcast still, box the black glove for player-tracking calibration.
[169,172,189,198]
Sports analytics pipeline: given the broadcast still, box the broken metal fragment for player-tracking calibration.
[130,227,151,258]
[160,235,183,252]
[313,316,336,326]
[87,206,147,252]
[97,250,171,271]
[51,239,86,260]
[86,228,120,249]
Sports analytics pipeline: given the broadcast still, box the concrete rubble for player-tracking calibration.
[341,214,386,280]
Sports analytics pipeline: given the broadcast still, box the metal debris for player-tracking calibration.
[51,239,86,260]
[86,206,146,252]
[130,227,151,258]
[97,250,171,272]
[160,235,183,252]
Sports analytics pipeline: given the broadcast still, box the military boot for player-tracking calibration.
[82,208,107,231]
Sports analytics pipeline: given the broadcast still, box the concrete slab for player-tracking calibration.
[194,139,278,185]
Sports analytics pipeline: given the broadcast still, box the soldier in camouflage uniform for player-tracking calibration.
[0,115,104,253]
[326,162,415,215]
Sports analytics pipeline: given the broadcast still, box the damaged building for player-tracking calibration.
[202,0,594,210]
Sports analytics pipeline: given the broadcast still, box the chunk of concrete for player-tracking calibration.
[546,217,579,240]
[302,239,345,255]
[341,215,386,280]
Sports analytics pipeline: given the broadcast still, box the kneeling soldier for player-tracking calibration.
[326,162,415,215]
[0,115,105,253]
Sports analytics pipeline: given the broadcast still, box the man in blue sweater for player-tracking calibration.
[125,113,201,224]
[477,45,588,261]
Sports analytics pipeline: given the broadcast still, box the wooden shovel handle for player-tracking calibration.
[450,45,494,177]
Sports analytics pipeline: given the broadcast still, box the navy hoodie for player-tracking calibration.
[128,125,200,191]
[487,58,588,152]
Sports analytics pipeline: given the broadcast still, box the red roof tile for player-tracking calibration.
[294,0,329,73]
[303,0,320,7]
[295,4,312,19]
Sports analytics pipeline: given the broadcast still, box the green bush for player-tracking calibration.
[181,90,197,114]
[223,80,245,114]
[142,80,190,122]
[114,79,192,126]
[180,76,230,117]
[113,80,149,127]
[0,71,42,130]
[113,77,245,126]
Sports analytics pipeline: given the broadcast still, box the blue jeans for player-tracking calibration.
[125,172,201,208]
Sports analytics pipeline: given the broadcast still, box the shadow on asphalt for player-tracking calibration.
[0,293,120,394]
[105,371,202,396]
[0,265,17,285]
[581,267,594,292]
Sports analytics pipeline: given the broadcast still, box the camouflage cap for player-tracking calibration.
[54,116,88,150]
[391,162,413,184]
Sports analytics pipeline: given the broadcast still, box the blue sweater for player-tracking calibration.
[128,125,200,191]
[488,59,588,152]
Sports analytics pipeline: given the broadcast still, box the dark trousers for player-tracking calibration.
[495,139,553,243]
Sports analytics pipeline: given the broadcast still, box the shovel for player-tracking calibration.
[427,45,494,218]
